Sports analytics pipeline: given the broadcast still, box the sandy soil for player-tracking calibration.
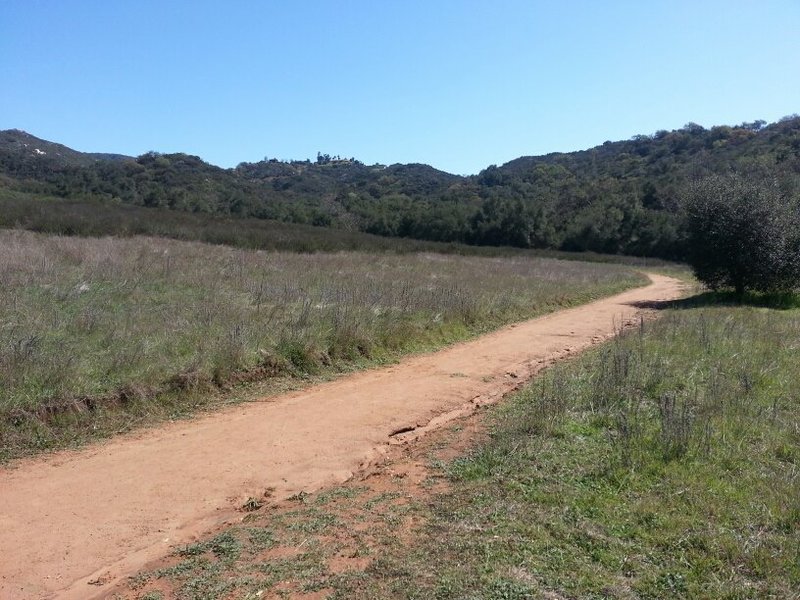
[0,274,685,599]
[116,377,497,600]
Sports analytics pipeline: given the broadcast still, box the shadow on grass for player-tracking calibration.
[627,290,800,311]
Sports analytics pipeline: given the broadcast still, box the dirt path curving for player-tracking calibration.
[0,274,685,599]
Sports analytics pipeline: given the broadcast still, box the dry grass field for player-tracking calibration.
[0,229,645,459]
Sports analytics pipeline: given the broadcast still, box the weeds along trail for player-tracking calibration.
[0,273,685,599]
[132,303,798,600]
[0,229,645,460]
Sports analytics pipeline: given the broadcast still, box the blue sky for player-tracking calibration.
[1,1,798,174]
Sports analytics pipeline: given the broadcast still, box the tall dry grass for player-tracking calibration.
[0,230,644,458]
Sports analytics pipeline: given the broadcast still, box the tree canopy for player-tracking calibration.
[682,174,800,293]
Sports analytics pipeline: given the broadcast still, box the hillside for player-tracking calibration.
[1,116,799,259]
[0,129,130,171]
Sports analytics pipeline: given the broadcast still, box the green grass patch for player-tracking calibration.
[403,305,800,599]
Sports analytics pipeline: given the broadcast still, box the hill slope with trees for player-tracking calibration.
[1,116,798,260]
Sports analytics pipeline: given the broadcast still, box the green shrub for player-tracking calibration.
[682,173,800,293]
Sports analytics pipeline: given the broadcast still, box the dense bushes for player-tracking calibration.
[683,174,800,293]
[2,116,800,260]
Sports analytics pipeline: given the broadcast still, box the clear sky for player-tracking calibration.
[1,1,798,175]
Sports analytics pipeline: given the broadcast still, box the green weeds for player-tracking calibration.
[416,305,800,599]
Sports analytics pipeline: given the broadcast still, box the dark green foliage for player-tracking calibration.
[683,173,800,293]
[2,116,799,260]
[0,188,680,266]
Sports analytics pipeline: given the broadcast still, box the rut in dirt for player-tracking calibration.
[0,274,685,600]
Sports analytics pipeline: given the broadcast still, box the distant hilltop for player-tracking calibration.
[0,128,131,168]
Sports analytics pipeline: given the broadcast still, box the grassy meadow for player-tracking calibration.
[0,229,645,460]
[420,306,800,599]
[126,303,800,599]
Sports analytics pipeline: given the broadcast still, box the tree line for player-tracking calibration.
[1,116,799,264]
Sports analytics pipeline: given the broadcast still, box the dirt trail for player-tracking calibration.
[0,274,684,599]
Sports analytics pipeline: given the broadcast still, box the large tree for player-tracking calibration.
[682,174,800,294]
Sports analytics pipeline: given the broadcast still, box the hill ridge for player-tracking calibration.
[1,115,798,260]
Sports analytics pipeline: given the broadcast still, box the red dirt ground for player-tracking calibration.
[0,274,685,599]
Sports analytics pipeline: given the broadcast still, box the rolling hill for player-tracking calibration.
[1,115,798,259]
